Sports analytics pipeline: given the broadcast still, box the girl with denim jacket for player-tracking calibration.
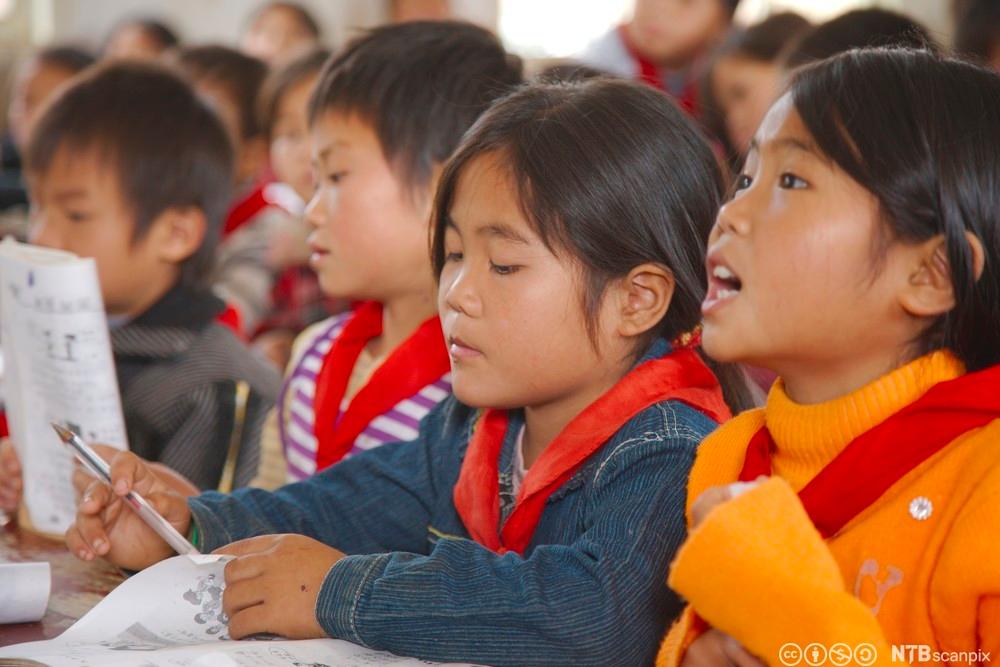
[67,79,755,667]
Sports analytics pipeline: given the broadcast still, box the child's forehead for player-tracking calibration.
[34,145,126,194]
[311,111,381,155]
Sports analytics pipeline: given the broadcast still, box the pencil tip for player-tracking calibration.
[50,423,72,441]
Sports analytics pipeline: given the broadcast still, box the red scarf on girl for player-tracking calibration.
[313,301,450,471]
[454,344,731,555]
[739,362,1000,537]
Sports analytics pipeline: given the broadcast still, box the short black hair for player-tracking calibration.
[308,20,523,195]
[954,0,1000,65]
[175,45,269,139]
[35,45,96,75]
[249,2,321,39]
[431,79,757,413]
[105,17,180,53]
[258,47,330,140]
[784,9,938,68]
[25,61,234,289]
[791,48,1000,371]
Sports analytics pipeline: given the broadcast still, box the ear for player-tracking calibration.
[899,232,985,317]
[610,263,675,338]
[146,207,207,265]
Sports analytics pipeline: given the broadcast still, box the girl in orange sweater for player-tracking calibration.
[659,49,1000,666]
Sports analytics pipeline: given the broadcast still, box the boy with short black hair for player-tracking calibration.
[0,61,279,509]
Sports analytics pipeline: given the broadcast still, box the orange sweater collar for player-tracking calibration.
[764,350,965,490]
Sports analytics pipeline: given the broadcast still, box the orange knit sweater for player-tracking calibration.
[657,351,1000,667]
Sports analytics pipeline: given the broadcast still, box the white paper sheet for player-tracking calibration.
[0,555,479,666]
[0,561,51,624]
[0,238,128,534]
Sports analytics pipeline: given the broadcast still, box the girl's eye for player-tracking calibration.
[327,171,347,184]
[490,261,519,276]
[444,251,463,263]
[779,172,808,189]
[66,211,90,223]
[733,174,752,192]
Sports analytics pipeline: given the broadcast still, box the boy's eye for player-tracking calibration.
[444,251,463,263]
[489,261,519,276]
[779,172,808,189]
[66,211,90,223]
[733,174,752,192]
[326,171,347,184]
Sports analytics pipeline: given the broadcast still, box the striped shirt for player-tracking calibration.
[278,313,452,481]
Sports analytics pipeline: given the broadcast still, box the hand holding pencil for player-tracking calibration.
[62,426,195,571]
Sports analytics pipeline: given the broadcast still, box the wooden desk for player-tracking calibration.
[0,520,124,647]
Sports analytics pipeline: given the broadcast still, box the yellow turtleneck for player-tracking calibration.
[657,351,1000,667]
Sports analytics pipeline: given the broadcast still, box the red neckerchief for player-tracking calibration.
[313,301,449,471]
[455,344,731,555]
[739,362,1000,537]
[223,183,270,237]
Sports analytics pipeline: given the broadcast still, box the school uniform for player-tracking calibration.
[113,284,280,490]
[189,338,730,666]
[658,350,1000,666]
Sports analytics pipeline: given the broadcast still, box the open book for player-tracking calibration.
[0,555,479,667]
[0,238,129,535]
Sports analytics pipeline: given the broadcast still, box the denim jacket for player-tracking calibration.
[189,339,719,666]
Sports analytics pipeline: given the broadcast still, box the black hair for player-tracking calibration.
[790,48,1000,371]
[308,20,523,196]
[175,45,268,139]
[248,1,321,39]
[35,45,96,74]
[258,47,330,140]
[535,62,609,84]
[954,0,1000,65]
[105,17,180,54]
[430,79,757,412]
[784,9,938,68]
[25,61,234,289]
[701,12,812,163]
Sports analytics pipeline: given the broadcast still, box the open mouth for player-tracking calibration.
[703,261,743,313]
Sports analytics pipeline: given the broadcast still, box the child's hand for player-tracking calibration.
[0,438,23,512]
[691,477,767,528]
[215,534,345,639]
[65,450,191,571]
[681,629,765,667]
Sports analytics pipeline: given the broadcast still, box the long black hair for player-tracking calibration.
[431,79,757,413]
[790,48,1000,371]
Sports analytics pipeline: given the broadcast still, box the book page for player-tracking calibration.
[0,555,479,667]
[0,238,129,534]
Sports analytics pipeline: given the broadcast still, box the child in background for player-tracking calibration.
[783,8,937,68]
[250,48,341,370]
[246,21,521,488]
[68,77,754,666]
[0,62,280,513]
[700,12,811,165]
[580,0,739,116]
[103,17,180,61]
[954,0,1000,72]
[175,45,286,336]
[1,46,94,216]
[658,49,1000,665]
[240,1,321,67]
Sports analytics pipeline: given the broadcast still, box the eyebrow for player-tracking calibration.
[750,136,821,157]
[316,140,350,160]
[52,190,87,203]
[475,222,531,245]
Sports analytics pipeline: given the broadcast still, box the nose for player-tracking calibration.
[714,191,752,239]
[28,210,58,248]
[440,263,482,319]
[304,188,323,230]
